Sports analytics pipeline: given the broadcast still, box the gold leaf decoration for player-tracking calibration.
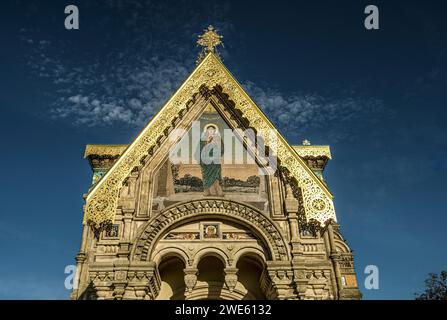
[84,53,336,230]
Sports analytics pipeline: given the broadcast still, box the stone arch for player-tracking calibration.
[194,255,226,299]
[334,240,351,253]
[156,255,187,300]
[186,288,248,300]
[233,247,267,267]
[152,247,189,266]
[235,253,267,299]
[131,199,290,262]
[192,247,229,268]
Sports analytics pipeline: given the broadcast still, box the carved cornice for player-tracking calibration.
[84,144,128,158]
[292,145,332,159]
[83,52,336,231]
[89,261,161,300]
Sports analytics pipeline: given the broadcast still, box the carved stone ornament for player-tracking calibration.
[132,199,289,261]
[184,269,198,293]
[224,268,239,292]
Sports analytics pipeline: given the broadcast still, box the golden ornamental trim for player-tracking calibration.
[84,52,336,229]
[84,144,128,158]
[292,145,332,159]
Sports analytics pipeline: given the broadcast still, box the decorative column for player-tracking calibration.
[223,268,238,292]
[116,208,133,297]
[114,208,131,300]
[71,217,91,300]
[284,183,301,254]
[184,268,198,294]
[287,193,309,300]
[326,221,343,297]
[70,252,87,300]
[121,208,134,242]
[323,270,335,299]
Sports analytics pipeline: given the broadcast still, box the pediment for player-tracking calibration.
[84,53,336,232]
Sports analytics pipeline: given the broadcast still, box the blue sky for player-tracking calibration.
[0,0,446,299]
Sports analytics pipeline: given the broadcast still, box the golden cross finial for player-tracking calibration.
[302,139,311,146]
[197,25,223,52]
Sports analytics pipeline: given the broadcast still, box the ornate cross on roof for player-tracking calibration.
[196,25,224,63]
[197,25,223,52]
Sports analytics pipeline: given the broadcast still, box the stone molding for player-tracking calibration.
[132,199,290,262]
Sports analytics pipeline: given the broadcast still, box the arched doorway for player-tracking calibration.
[236,255,266,299]
[183,254,267,300]
[156,256,186,300]
[195,256,226,300]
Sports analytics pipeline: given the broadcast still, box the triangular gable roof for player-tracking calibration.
[84,52,336,230]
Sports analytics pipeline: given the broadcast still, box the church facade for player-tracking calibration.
[71,27,362,300]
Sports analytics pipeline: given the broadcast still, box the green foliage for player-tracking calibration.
[415,271,447,300]
[178,174,203,188]
[222,175,260,188]
[246,175,261,187]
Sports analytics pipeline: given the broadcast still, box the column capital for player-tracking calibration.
[184,268,198,293]
[223,267,239,292]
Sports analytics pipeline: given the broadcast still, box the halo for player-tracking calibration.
[203,123,220,133]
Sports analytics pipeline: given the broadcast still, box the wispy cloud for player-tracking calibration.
[50,57,190,126]
[20,1,389,141]
[21,1,234,127]
[243,81,388,141]
[24,39,388,139]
